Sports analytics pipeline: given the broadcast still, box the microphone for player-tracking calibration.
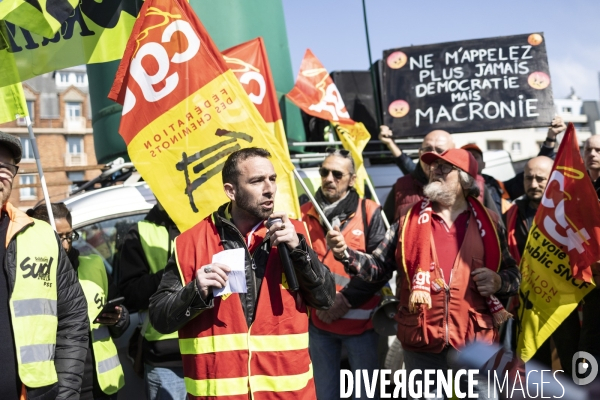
[266,217,300,291]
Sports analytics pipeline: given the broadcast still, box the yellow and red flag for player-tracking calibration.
[517,123,600,361]
[222,37,300,219]
[108,0,297,231]
[286,49,371,197]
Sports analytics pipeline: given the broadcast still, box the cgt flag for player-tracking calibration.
[108,0,298,232]
[0,0,79,38]
[517,123,600,362]
[222,37,301,219]
[286,49,371,197]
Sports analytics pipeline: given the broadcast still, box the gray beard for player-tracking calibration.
[423,181,456,207]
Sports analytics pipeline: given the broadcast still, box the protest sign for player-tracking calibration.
[382,33,554,137]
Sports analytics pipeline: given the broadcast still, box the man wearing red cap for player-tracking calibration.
[379,127,455,222]
[327,149,520,399]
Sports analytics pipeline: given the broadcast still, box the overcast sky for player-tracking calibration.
[283,0,600,100]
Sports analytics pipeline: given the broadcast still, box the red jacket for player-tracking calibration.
[302,199,381,335]
[393,175,425,220]
[175,215,315,400]
[395,211,499,353]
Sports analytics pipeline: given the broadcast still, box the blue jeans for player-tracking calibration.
[144,364,187,400]
[309,323,380,400]
[403,348,497,400]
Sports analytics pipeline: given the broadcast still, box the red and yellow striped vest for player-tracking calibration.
[175,214,315,400]
[301,199,381,335]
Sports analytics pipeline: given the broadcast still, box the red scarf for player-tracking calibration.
[401,196,511,327]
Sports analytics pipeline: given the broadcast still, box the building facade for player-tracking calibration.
[0,66,100,210]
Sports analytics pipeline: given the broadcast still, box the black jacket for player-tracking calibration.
[148,203,336,334]
[5,209,89,400]
[118,204,181,367]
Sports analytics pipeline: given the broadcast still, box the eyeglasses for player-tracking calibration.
[0,161,19,178]
[430,161,457,175]
[59,231,79,243]
[319,167,348,180]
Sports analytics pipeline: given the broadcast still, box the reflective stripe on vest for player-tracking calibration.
[176,216,315,399]
[302,199,381,335]
[137,221,179,342]
[10,219,59,388]
[78,254,125,394]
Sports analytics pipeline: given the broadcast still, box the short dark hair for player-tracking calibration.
[222,147,271,185]
[27,202,72,226]
[323,147,355,174]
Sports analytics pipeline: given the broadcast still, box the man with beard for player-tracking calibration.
[380,127,455,221]
[301,148,386,400]
[0,132,88,399]
[327,149,520,400]
[504,156,580,375]
[149,147,335,399]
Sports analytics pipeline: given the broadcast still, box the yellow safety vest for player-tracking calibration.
[78,255,125,394]
[9,219,59,388]
[138,220,178,341]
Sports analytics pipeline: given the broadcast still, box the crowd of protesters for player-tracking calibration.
[0,115,598,400]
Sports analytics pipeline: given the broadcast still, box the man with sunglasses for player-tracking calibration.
[380,127,455,222]
[327,149,520,400]
[301,148,386,400]
[0,131,89,399]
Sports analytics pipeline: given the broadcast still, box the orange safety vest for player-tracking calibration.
[175,214,315,400]
[301,198,381,335]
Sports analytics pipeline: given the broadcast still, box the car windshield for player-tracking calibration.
[73,214,146,280]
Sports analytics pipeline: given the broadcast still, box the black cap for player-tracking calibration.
[0,131,22,164]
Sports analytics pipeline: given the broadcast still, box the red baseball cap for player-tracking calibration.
[421,148,478,178]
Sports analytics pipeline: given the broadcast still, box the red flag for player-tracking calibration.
[107,0,297,231]
[534,123,600,282]
[223,38,282,126]
[286,49,354,124]
[286,49,372,197]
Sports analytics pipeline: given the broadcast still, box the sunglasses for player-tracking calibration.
[430,161,457,175]
[59,231,80,243]
[0,161,19,178]
[319,167,349,180]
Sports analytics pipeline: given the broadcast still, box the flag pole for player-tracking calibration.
[292,169,349,259]
[362,0,382,127]
[364,176,390,229]
[24,115,56,230]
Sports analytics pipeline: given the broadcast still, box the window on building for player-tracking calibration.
[16,100,35,126]
[19,174,36,200]
[66,136,84,154]
[19,137,34,161]
[562,106,573,114]
[66,102,82,118]
[60,73,69,83]
[487,140,504,151]
[75,74,85,84]
[67,171,85,192]
[512,142,522,153]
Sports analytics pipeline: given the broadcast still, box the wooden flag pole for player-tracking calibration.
[25,115,56,230]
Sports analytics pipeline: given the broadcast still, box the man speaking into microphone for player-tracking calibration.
[149,147,335,399]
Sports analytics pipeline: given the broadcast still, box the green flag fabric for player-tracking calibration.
[0,0,79,38]
[0,0,137,88]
